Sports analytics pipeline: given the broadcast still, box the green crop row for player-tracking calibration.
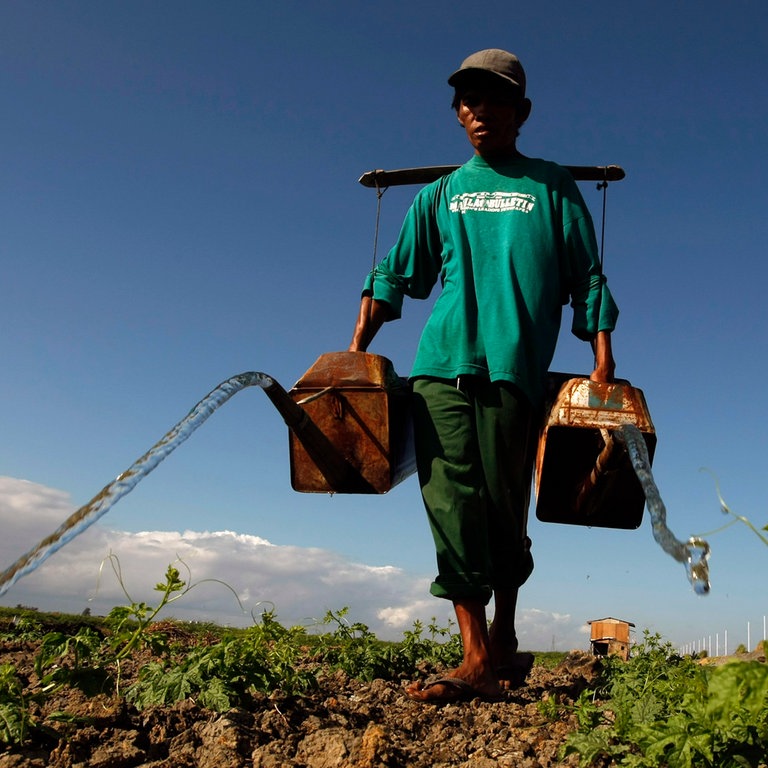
[562,631,768,768]
[0,563,473,746]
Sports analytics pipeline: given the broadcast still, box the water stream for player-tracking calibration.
[0,372,278,597]
[614,423,711,595]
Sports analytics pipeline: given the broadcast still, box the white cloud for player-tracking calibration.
[0,476,590,648]
[514,606,587,652]
[0,476,452,638]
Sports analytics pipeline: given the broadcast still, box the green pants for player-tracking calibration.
[412,377,536,604]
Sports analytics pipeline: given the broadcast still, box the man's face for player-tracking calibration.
[456,79,529,157]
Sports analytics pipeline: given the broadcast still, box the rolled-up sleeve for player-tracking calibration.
[361,186,443,320]
[564,211,619,340]
[361,262,408,318]
[571,274,619,340]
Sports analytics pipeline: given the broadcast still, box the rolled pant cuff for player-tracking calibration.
[430,579,493,605]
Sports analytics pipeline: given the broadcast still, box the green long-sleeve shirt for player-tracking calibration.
[363,155,619,405]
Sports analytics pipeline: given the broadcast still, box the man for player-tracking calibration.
[349,49,618,703]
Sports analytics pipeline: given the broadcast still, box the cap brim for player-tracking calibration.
[447,67,523,90]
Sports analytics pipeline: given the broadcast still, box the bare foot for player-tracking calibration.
[488,626,533,688]
[494,652,535,690]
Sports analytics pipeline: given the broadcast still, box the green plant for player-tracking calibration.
[311,608,395,681]
[99,556,244,689]
[416,616,464,669]
[572,688,603,729]
[532,650,569,669]
[104,561,189,660]
[0,664,34,745]
[127,609,317,710]
[562,630,768,767]
[34,626,106,695]
[0,615,43,642]
[537,692,563,722]
[26,558,249,714]
[312,608,463,682]
[696,472,768,548]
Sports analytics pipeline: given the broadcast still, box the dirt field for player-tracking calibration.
[0,623,602,768]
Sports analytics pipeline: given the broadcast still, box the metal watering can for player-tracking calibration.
[534,372,656,529]
[264,351,415,494]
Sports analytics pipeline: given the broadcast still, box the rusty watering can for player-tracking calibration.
[263,352,415,494]
[535,373,656,529]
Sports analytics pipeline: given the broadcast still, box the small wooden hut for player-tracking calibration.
[588,617,635,660]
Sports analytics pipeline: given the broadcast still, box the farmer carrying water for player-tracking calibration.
[349,49,619,703]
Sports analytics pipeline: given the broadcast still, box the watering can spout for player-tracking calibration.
[260,376,378,494]
[265,352,416,495]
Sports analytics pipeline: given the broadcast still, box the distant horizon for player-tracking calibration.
[4,599,766,664]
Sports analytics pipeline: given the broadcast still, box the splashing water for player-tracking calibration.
[614,423,711,595]
[0,372,279,597]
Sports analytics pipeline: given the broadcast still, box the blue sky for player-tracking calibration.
[1,0,766,652]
